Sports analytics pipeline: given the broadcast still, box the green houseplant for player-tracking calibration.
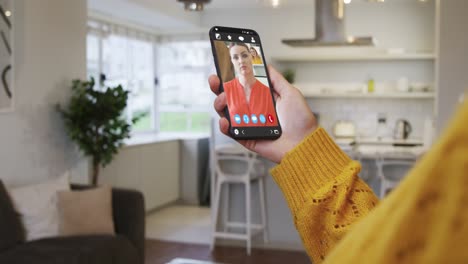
[57,78,141,186]
[282,69,296,84]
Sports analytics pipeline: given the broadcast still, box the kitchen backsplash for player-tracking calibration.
[307,98,434,139]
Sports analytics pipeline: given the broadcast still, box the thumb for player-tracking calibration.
[267,65,290,96]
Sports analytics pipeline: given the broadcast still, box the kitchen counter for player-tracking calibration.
[356,137,424,146]
[355,145,426,159]
[334,137,426,195]
[336,137,427,160]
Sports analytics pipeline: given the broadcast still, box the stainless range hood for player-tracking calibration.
[282,0,375,47]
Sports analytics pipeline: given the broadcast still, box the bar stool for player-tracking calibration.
[209,121,268,255]
[376,156,415,198]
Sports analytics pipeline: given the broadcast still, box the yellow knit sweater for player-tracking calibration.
[271,100,468,264]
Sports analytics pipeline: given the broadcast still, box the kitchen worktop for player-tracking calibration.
[355,145,426,159]
[356,137,424,146]
[335,137,427,160]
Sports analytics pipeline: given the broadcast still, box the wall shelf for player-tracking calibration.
[272,53,436,62]
[300,91,435,99]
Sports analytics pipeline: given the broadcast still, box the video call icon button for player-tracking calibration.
[243,114,250,124]
[268,114,274,123]
[234,114,241,124]
[259,114,266,124]
[251,114,258,124]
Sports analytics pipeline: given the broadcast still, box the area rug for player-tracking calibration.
[166,258,224,264]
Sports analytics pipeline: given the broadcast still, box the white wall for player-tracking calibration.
[201,2,435,60]
[436,0,468,133]
[0,0,88,186]
[309,97,434,139]
[345,1,434,52]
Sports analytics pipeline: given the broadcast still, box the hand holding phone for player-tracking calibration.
[209,62,319,164]
[209,26,281,140]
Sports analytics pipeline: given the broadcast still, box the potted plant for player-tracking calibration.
[57,78,142,186]
[282,69,296,84]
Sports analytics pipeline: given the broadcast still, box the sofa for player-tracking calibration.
[0,180,145,264]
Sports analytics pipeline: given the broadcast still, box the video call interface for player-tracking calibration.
[212,31,279,134]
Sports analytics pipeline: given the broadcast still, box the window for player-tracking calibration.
[102,35,155,132]
[86,21,156,133]
[86,34,100,84]
[156,41,213,133]
[86,20,213,135]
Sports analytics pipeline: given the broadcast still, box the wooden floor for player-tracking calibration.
[145,239,311,264]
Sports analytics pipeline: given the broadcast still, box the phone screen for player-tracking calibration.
[209,26,282,139]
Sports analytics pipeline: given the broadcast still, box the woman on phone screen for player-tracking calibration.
[223,42,277,127]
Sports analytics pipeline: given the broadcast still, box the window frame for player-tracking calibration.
[86,20,212,137]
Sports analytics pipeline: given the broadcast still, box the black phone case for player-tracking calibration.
[209,26,282,140]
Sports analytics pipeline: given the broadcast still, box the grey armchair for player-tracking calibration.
[0,180,145,264]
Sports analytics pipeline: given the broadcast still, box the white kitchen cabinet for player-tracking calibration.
[100,140,180,212]
[139,142,180,211]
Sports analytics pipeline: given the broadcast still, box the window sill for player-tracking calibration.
[124,132,210,147]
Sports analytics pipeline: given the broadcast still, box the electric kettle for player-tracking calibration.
[394,119,412,140]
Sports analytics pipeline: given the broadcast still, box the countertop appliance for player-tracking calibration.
[394,119,412,140]
[333,121,356,155]
[333,120,356,139]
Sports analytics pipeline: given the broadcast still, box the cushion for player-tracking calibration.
[0,180,25,251]
[0,235,138,264]
[8,173,70,241]
[57,186,115,236]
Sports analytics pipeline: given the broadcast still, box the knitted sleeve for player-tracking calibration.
[271,127,379,263]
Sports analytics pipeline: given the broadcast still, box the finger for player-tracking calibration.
[267,65,290,96]
[213,92,227,117]
[238,139,256,152]
[272,90,279,101]
[209,74,221,95]
[219,117,230,136]
[218,119,255,153]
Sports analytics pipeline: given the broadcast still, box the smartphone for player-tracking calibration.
[209,26,282,140]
